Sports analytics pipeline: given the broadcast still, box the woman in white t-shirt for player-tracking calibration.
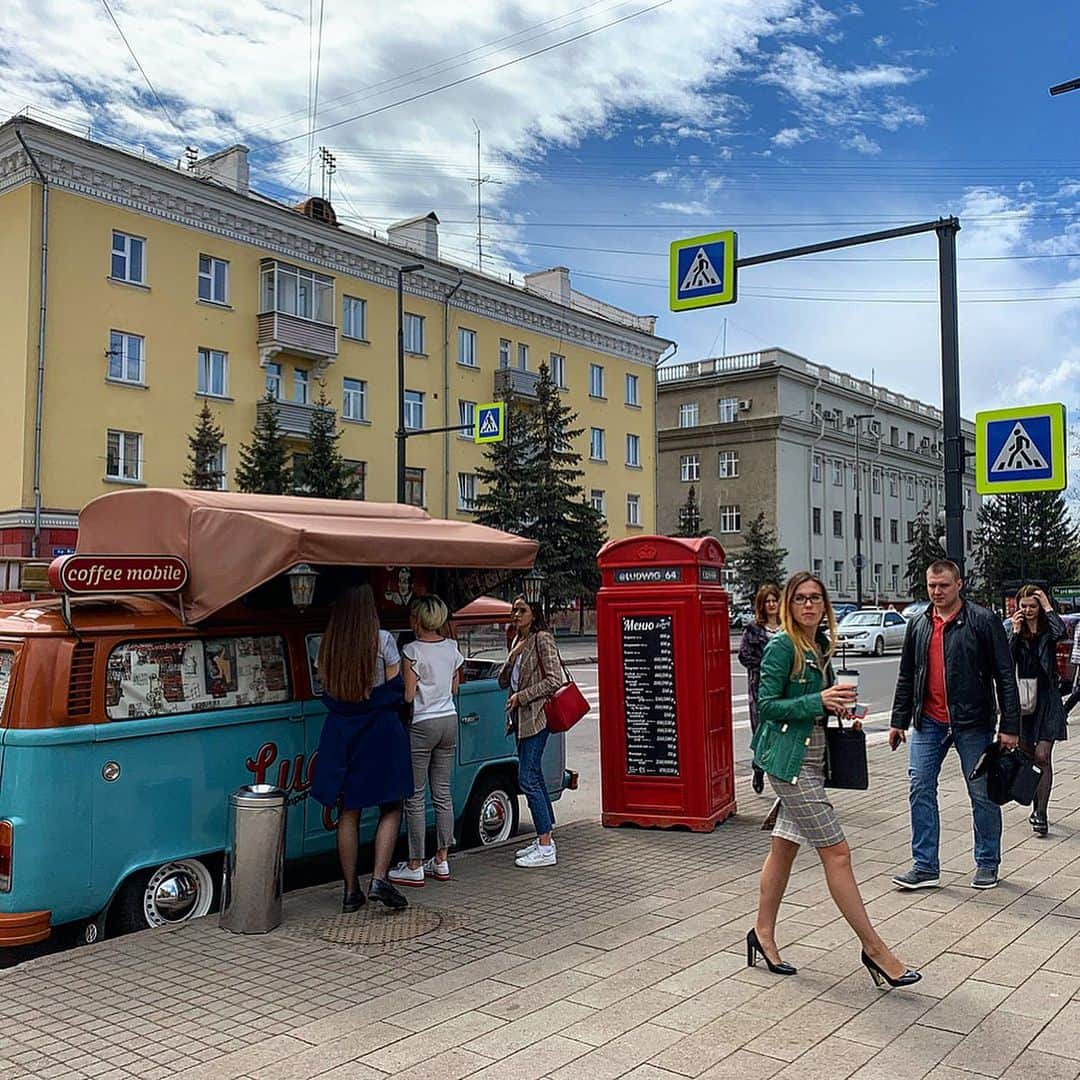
[391,595,464,887]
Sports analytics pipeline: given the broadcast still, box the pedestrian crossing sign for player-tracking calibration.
[975,402,1067,494]
[670,230,737,311]
[475,402,506,444]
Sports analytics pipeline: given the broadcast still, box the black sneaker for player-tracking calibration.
[972,868,999,890]
[369,878,408,911]
[892,868,941,890]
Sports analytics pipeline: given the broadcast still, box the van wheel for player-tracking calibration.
[460,773,519,849]
[873,636,885,657]
[109,858,217,935]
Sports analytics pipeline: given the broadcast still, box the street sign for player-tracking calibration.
[975,402,1067,495]
[474,402,506,444]
[669,230,737,311]
[852,554,867,571]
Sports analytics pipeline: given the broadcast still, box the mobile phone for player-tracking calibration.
[850,703,869,719]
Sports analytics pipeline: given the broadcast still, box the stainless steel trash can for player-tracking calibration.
[219,784,287,934]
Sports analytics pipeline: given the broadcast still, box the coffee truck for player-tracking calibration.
[0,490,572,947]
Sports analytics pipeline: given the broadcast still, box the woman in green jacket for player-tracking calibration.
[748,571,920,990]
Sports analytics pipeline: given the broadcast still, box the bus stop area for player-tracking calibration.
[9,737,1080,1080]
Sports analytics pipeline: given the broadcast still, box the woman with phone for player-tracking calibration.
[1010,585,1067,835]
[748,571,919,989]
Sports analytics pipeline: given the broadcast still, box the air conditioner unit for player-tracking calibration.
[738,399,752,412]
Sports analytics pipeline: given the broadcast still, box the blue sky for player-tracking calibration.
[4,0,1080,418]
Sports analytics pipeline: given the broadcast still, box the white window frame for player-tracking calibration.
[626,494,641,527]
[197,348,229,398]
[890,565,900,593]
[214,444,228,491]
[342,377,367,422]
[405,390,425,430]
[718,397,739,423]
[833,561,844,594]
[872,469,882,494]
[589,363,605,398]
[107,330,144,384]
[111,231,145,284]
[625,373,639,407]
[589,427,606,461]
[457,327,477,367]
[198,255,228,305]
[458,399,476,439]
[265,362,282,400]
[498,339,510,368]
[404,467,425,507]
[832,460,843,486]
[259,261,334,323]
[404,313,425,354]
[678,402,700,428]
[626,434,641,468]
[719,505,741,533]
[812,455,822,482]
[294,368,310,405]
[457,472,478,512]
[590,489,606,518]
[964,488,973,510]
[550,353,567,388]
[906,477,915,500]
[718,450,739,478]
[680,454,700,482]
[517,342,529,370]
[106,429,142,482]
[342,296,367,340]
[889,473,899,497]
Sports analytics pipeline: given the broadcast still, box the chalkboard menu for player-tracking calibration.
[621,615,679,776]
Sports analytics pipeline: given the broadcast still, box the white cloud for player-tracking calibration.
[847,132,880,154]
[772,125,810,147]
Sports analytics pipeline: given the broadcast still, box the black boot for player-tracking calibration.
[752,766,765,795]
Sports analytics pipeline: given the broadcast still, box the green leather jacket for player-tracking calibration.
[749,631,834,784]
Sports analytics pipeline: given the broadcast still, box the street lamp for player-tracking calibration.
[1050,77,1080,96]
[396,263,425,503]
[523,568,546,606]
[852,413,876,608]
[286,563,318,611]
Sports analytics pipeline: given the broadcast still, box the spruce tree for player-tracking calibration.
[473,393,539,534]
[235,393,292,495]
[676,485,707,537]
[183,402,225,490]
[294,390,359,499]
[730,512,787,600]
[904,507,946,600]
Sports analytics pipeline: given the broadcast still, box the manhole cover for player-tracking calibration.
[283,905,464,946]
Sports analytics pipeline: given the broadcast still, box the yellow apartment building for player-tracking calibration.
[0,118,671,580]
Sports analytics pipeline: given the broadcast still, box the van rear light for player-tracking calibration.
[0,821,11,892]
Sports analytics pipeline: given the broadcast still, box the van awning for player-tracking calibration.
[74,489,537,623]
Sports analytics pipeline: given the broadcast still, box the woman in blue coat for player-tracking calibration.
[311,585,413,912]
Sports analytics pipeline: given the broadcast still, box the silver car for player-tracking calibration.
[835,609,908,656]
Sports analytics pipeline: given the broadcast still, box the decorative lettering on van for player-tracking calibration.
[49,554,189,594]
[245,741,335,827]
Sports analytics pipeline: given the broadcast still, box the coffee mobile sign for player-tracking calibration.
[48,555,189,595]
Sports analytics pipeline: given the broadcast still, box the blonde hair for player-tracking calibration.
[318,585,381,702]
[411,594,450,633]
[779,571,837,677]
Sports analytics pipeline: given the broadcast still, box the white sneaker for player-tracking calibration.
[388,862,425,887]
[515,838,557,858]
[423,857,451,881]
[515,844,557,868]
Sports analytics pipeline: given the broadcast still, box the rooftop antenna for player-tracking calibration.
[319,147,336,201]
[184,145,198,170]
[471,122,502,270]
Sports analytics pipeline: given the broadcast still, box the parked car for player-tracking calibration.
[834,608,908,656]
[832,602,859,623]
[901,600,931,621]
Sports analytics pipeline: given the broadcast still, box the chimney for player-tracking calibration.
[388,212,440,260]
[523,266,572,304]
[192,145,250,195]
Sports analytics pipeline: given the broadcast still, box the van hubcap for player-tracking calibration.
[479,792,513,846]
[142,860,214,927]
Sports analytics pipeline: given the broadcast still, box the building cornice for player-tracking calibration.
[0,120,669,368]
[0,509,78,530]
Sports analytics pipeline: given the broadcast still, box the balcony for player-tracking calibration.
[257,311,338,363]
[258,259,338,364]
[494,367,539,401]
[257,399,335,440]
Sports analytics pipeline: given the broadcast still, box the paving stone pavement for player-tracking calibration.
[8,737,1080,1080]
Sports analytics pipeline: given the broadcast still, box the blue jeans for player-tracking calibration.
[908,718,1001,874]
[517,728,555,837]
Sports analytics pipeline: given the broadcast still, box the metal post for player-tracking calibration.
[396,263,424,503]
[936,220,964,577]
[854,425,863,607]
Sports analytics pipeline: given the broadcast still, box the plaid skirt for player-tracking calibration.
[767,723,845,849]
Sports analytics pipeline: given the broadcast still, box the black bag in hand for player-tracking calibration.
[969,743,1042,806]
[824,717,869,790]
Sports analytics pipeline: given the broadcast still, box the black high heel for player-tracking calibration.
[1032,811,1049,836]
[861,950,921,989]
[746,929,796,975]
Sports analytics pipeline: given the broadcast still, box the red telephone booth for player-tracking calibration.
[596,535,735,831]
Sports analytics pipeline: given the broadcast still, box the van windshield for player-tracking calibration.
[0,650,12,718]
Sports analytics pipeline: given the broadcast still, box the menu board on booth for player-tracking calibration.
[621,615,679,775]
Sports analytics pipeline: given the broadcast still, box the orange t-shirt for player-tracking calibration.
[923,607,960,724]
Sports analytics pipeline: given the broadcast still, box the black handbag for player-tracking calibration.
[969,743,1042,806]
[824,717,869,790]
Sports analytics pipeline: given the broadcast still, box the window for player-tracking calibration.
[259,261,333,323]
[111,231,145,284]
[457,473,478,512]
[813,559,823,578]
[906,521,916,542]
[458,400,476,439]
[905,477,915,500]
[265,362,282,400]
[589,364,605,398]
[626,494,641,527]
[294,368,310,405]
[213,445,228,491]
[832,460,844,486]
[589,427,606,461]
[888,473,899,497]
[345,460,367,501]
[874,564,883,590]
[404,390,425,430]
[198,255,228,304]
[872,469,881,495]
[342,378,367,422]
[966,529,973,551]
[680,454,700,482]
[404,467,425,507]
[890,426,900,446]
[873,516,882,543]
[812,455,822,483]
[404,313,425,354]
[499,339,510,368]
[833,511,843,538]
[890,565,900,592]
[197,348,228,397]
[626,434,641,468]
[719,505,741,533]
[812,508,822,535]
[964,488,973,511]
[625,373,640,406]
[890,518,899,544]
[549,353,567,388]
[590,489,606,518]
[718,450,739,478]
[907,431,916,451]
[678,402,700,428]
[517,343,529,370]
[833,561,844,593]
[105,635,290,719]
[718,398,738,423]
[342,296,367,340]
[107,331,144,384]
[106,430,142,482]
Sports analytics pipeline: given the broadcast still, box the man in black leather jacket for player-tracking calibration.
[889,559,1020,891]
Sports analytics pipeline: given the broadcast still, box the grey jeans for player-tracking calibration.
[405,713,457,861]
